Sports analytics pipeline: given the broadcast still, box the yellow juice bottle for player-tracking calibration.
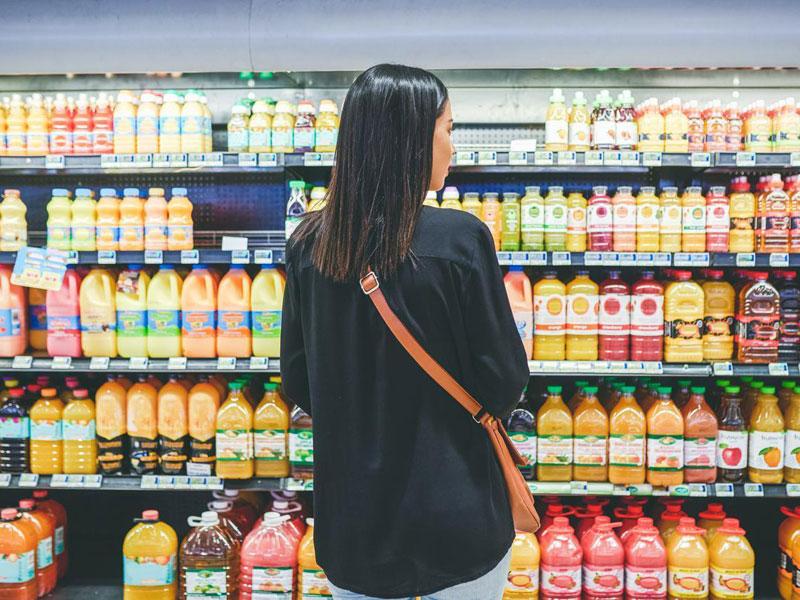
[80,268,117,358]
[215,382,253,479]
[566,192,587,252]
[646,386,684,487]
[481,192,502,250]
[123,510,178,600]
[315,99,339,152]
[113,91,137,154]
[461,192,481,219]
[729,177,756,253]
[709,518,754,600]
[664,271,704,363]
[158,91,182,153]
[62,388,96,474]
[785,391,800,484]
[441,186,463,211]
[779,507,800,600]
[636,186,660,252]
[664,99,689,153]
[545,88,568,151]
[251,267,285,358]
[637,98,665,152]
[0,188,28,251]
[423,191,439,208]
[536,386,572,482]
[544,186,567,252]
[565,270,598,361]
[501,192,521,251]
[521,186,545,252]
[659,187,682,253]
[681,186,706,252]
[30,388,64,475]
[181,91,206,154]
[744,100,772,152]
[46,188,72,250]
[248,99,273,153]
[667,517,709,599]
[533,271,566,361]
[26,93,49,156]
[71,188,96,251]
[572,386,608,482]
[5,94,26,155]
[503,531,540,599]
[608,386,646,485]
[749,386,785,484]
[254,382,289,478]
[568,91,590,152]
[271,100,295,153]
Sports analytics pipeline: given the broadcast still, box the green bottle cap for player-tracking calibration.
[725,386,741,394]
[547,386,562,394]
[691,386,706,394]
[621,386,636,394]
[228,382,243,391]
[762,386,776,395]
[782,381,797,389]
[584,386,598,395]
[658,386,672,395]
[264,382,278,391]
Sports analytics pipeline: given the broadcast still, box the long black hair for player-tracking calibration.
[292,64,449,282]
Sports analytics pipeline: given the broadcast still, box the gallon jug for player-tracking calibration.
[17,499,56,597]
[79,268,117,357]
[180,511,239,600]
[181,264,217,358]
[147,265,182,358]
[122,510,178,600]
[0,508,38,600]
[251,267,285,358]
[297,519,332,600]
[116,266,149,358]
[217,266,252,358]
[240,512,299,600]
[503,531,540,600]
[539,516,582,599]
[46,268,81,358]
[0,264,27,357]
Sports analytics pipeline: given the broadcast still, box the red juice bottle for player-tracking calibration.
[575,504,606,542]
[630,271,664,361]
[588,186,613,251]
[624,517,667,599]
[682,386,718,483]
[705,186,730,252]
[582,517,624,599]
[540,516,583,599]
[614,504,645,543]
[599,271,630,361]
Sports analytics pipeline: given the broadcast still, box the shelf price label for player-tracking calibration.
[688,484,708,497]
[570,481,588,495]
[584,151,604,165]
[45,155,66,169]
[551,252,571,265]
[600,252,619,265]
[714,483,734,497]
[140,475,158,489]
[258,153,278,167]
[769,363,790,376]
[529,481,572,495]
[100,154,118,168]
[455,151,476,166]
[621,151,640,166]
[83,475,103,488]
[203,152,224,167]
[642,152,662,167]
[690,152,712,167]
[787,484,800,497]
[18,474,39,488]
[231,250,250,264]
[286,478,314,491]
[167,153,188,167]
[667,485,690,497]
[585,482,614,495]
[496,252,512,266]
[626,484,654,496]
[51,356,72,370]
[691,253,710,266]
[180,250,199,264]
[584,252,602,265]
[743,483,764,497]
[603,151,622,166]
[619,252,637,266]
[217,357,237,370]
[128,357,149,370]
[134,154,153,168]
[249,357,269,370]
[791,152,800,167]
[168,357,187,370]
[0,473,11,487]
[735,152,756,167]
[653,253,671,266]
[12,356,32,369]
[712,362,734,376]
[114,154,137,168]
[556,151,576,165]
[735,253,756,267]
[98,250,117,264]
[526,252,547,266]
[144,250,163,264]
[89,357,110,370]
[477,151,497,166]
[65,251,79,264]
[770,253,790,267]
[237,153,257,167]
[534,151,553,166]
[254,250,274,265]
[508,151,528,166]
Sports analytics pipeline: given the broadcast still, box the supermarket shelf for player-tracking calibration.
[528,481,799,498]
[0,356,280,373]
[496,251,799,268]
[527,361,800,377]
[51,583,120,600]
[0,247,286,266]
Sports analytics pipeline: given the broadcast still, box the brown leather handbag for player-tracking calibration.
[359,270,540,534]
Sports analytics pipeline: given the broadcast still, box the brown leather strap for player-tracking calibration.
[359,270,491,425]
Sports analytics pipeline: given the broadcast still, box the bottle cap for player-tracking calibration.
[724,386,741,394]
[584,386,598,395]
[41,388,57,398]
[691,386,706,394]
[547,386,562,394]
[717,517,745,536]
[762,386,776,395]
[141,510,159,521]
[621,385,635,394]
[100,188,117,197]
[8,388,24,398]
[698,503,727,521]
[18,499,35,510]
[264,382,279,391]
[171,188,188,196]
[657,386,672,395]
[1,508,18,520]
[32,490,48,499]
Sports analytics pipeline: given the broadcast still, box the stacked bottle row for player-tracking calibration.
[544,87,800,153]
[505,496,754,599]
[507,377,799,486]
[504,267,798,364]
[428,176,800,254]
[227,98,340,153]
[46,187,194,252]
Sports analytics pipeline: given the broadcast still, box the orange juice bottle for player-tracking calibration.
[667,517,709,599]
[181,265,217,358]
[30,388,64,475]
[481,192,502,250]
[26,94,49,156]
[254,382,289,478]
[186,379,220,476]
[565,270,598,361]
[123,510,178,600]
[681,186,706,252]
[544,89,568,151]
[119,188,144,251]
[785,391,800,484]
[0,507,38,599]
[157,378,189,476]
[297,519,332,598]
[636,186,660,252]
[566,191,587,252]
[748,386,785,484]
[664,99,690,153]
[96,377,128,475]
[144,187,168,251]
[612,186,636,252]
[702,270,734,361]
[646,386,684,487]
[779,507,800,599]
[745,100,772,152]
[572,385,608,482]
[659,187,682,252]
[709,518,754,600]
[637,98,666,151]
[167,187,193,251]
[5,94,27,155]
[568,91,590,152]
[608,385,646,485]
[217,266,252,358]
[215,382,254,479]
[113,91,137,155]
[536,386,572,482]
[96,188,120,251]
[127,378,159,475]
[533,271,566,361]
[503,531,540,599]
[62,388,97,475]
[116,266,149,358]
[664,271,704,363]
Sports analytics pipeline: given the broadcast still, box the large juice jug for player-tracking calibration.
[25,94,49,156]
[664,99,689,152]
[565,271,598,361]
[128,379,159,475]
[697,503,727,544]
[119,188,144,251]
[785,391,800,483]
[612,186,636,252]
[143,188,168,251]
[521,186,545,252]
[252,267,285,358]
[681,187,706,252]
[705,187,730,252]
[96,188,120,251]
[664,271,704,363]
[630,271,664,361]
[240,512,298,600]
[582,518,624,599]
[93,92,114,154]
[760,173,790,253]
[481,192,502,250]
[166,187,193,251]
[216,382,253,479]
[71,187,96,251]
[507,388,536,481]
[779,507,800,599]
[122,510,178,600]
[157,378,189,475]
[538,504,576,542]
[736,271,780,363]
[147,265,182,358]
[254,382,289,478]
[503,531,540,599]
[749,386,784,484]
[135,91,160,154]
[565,191,587,252]
[116,266,149,358]
[0,265,26,357]
[62,388,96,474]
[598,271,630,361]
[96,377,128,475]
[729,177,755,253]
[181,264,217,358]
[501,192,521,250]
[158,91,182,153]
[708,519,754,600]
[271,100,295,153]
[616,506,645,543]
[181,91,205,153]
[667,517,708,599]
[186,379,220,476]
[536,386,572,482]
[27,287,46,352]
[533,272,566,361]
[217,266,252,358]
[568,91,591,151]
[0,189,27,250]
[80,268,117,357]
[636,186,660,252]
[624,517,667,599]
[5,95,26,155]
[682,387,718,484]
[18,499,56,597]
[587,185,613,252]
[297,518,332,599]
[702,270,734,360]
[113,91,137,154]
[0,508,38,600]
[46,188,72,250]
[544,186,567,252]
[0,387,29,473]
[575,506,606,542]
[573,386,608,482]
[646,386,684,487]
[505,267,534,359]
[30,388,63,475]
[539,517,582,599]
[776,271,800,363]
[180,511,239,600]
[659,187,682,253]
[608,386,646,485]
[544,88,568,151]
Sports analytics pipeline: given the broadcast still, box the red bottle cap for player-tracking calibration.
[575,503,604,519]
[705,269,724,280]
[8,388,24,398]
[698,502,727,522]
[1,508,18,520]
[141,510,159,521]
[660,504,688,522]
[551,516,574,533]
[32,490,48,499]
[614,505,645,519]
[19,499,35,510]
[545,503,575,517]
[676,517,704,535]
[73,389,89,399]
[672,270,692,281]
[717,518,745,536]
[635,517,655,529]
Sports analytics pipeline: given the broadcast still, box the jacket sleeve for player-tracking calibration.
[462,224,530,419]
[280,255,312,415]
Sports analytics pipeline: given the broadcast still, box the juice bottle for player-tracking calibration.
[545,88,568,151]
[539,517,582,599]
[0,189,27,250]
[544,186,567,252]
[143,188,168,251]
[181,264,217,358]
[96,377,128,475]
[761,173,791,253]
[0,265,26,358]
[624,517,667,599]
[682,387,718,483]
[538,504,575,541]
[635,186,660,252]
[251,267,284,358]
[667,518,709,599]
[658,504,688,543]
[708,519,754,600]
[180,511,239,600]
[504,267,534,359]
[744,100,771,152]
[592,90,616,151]
[164,187,194,251]
[664,271,704,363]
[116,266,149,358]
[587,185,613,252]
[705,187,730,252]
[743,380,764,423]
[423,191,439,208]
[616,506,645,543]
[46,188,72,250]
[664,99,689,152]
[724,103,744,151]
[501,192,521,250]
[17,499,56,597]
[573,386,608,482]
[702,270,734,361]
[685,101,704,153]
[0,508,38,600]
[62,388,96,474]
[93,92,114,154]
[123,510,178,600]
[315,98,339,152]
[616,90,638,150]
[705,100,728,152]
[565,271,599,361]
[780,380,798,414]
[119,188,145,251]
[608,386,646,485]
[503,531,540,600]
[748,386,785,484]
[70,187,96,251]
[297,518,332,599]
[598,271,630,361]
[637,98,665,152]
[461,192,481,218]
[271,100,295,153]
[79,267,118,357]
[779,506,800,599]
[695,503,726,545]
[659,187,682,252]
[243,98,271,152]
[575,505,606,541]
[778,98,800,152]
[582,518,624,599]
[4,95,26,155]
[646,386,684,487]
[776,271,800,364]
[681,187,706,252]
[521,186,545,252]
[25,94,49,156]
[294,100,316,152]
[630,271,664,361]
[254,382,290,478]
[157,378,188,475]
[612,186,636,252]
[158,91,182,153]
[481,192,502,250]
[49,93,72,155]
[217,265,252,358]
[736,271,780,363]
[181,91,205,153]
[565,191,587,252]
[568,91,591,151]
[507,388,536,481]
[128,378,159,475]
[729,177,755,253]
[113,91,137,154]
[136,91,160,154]
[790,176,800,253]
[533,272,566,361]
[200,93,213,152]
[186,379,220,476]
[147,265,182,358]
[536,386,572,482]
[284,180,307,241]
[289,405,313,480]
[29,388,63,475]
[0,387,29,473]
[96,188,120,251]
[215,382,254,479]
[27,287,46,352]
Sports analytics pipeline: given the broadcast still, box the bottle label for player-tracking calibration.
[31,419,62,441]
[218,310,251,337]
[660,204,682,234]
[37,537,54,569]
[300,568,332,596]
[182,310,216,337]
[254,429,287,462]
[119,225,144,244]
[148,309,181,337]
[567,205,587,235]
[613,202,636,233]
[536,434,572,466]
[99,434,127,473]
[609,434,645,467]
[63,419,96,441]
[227,130,248,151]
[587,201,613,234]
[706,202,730,232]
[144,224,167,242]
[251,566,293,597]
[682,205,706,235]
[709,565,753,598]
[583,564,623,594]
[113,116,135,136]
[569,123,589,148]
[185,567,227,598]
[545,119,568,146]
[534,292,566,336]
[512,310,533,345]
[665,318,703,341]
[0,549,35,583]
[54,526,64,556]
[294,127,316,150]
[684,435,716,470]
[118,310,146,338]
[616,122,638,148]
[0,416,28,438]
[625,565,666,595]
[543,203,567,233]
[573,435,607,467]
[272,129,293,150]
[181,115,204,135]
[72,225,95,246]
[785,429,800,469]
[316,128,338,149]
[647,434,684,471]
[215,429,253,462]
[540,563,581,595]
[521,202,544,233]
[592,120,616,147]
[505,568,539,593]
[47,314,80,335]
[566,293,599,335]
[289,428,314,465]
[252,310,282,339]
[130,437,159,473]
[47,225,71,247]
[123,554,176,586]
[703,315,734,340]
[159,436,188,473]
[748,430,785,470]
[668,566,708,598]
[159,115,181,136]
[508,431,537,466]
[636,202,660,233]
[631,293,664,337]
[599,293,630,335]
[0,308,22,337]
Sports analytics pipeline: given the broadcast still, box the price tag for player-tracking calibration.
[643,362,664,374]
[128,357,149,370]
[735,152,756,167]
[18,474,39,487]
[526,252,547,266]
[634,253,654,265]
[140,475,158,489]
[496,252,512,265]
[584,252,602,265]
[712,362,734,376]
[134,154,153,168]
[45,154,65,169]
[508,151,528,166]
[65,251,79,264]
[477,151,497,166]
[320,152,335,167]
[167,153,188,167]
[626,484,654,496]
[202,152,224,167]
[89,357,110,370]
[186,475,208,488]
[714,483,734,497]
[249,357,269,370]
[0,473,11,487]
[186,461,212,477]
[787,484,800,497]
[612,485,631,496]
[603,151,622,165]
[735,253,756,267]
[528,482,572,495]
[144,250,163,264]
[155,476,176,489]
[237,153,257,167]
[689,484,708,497]
[508,252,526,264]
[115,154,136,168]
[651,487,670,496]
[600,252,619,265]
[770,253,790,267]
[607,361,626,373]
[83,475,103,488]
[168,357,187,370]
[668,485,690,497]
[455,151,476,166]
[217,357,237,370]
[303,152,322,166]
[97,250,117,264]
[552,252,571,265]
[691,152,712,167]
[231,250,250,264]
[180,250,199,264]
[173,476,191,490]
[254,249,274,265]
[557,361,579,372]
[534,151,553,166]
[743,483,764,497]
[769,363,790,376]
[642,152,663,167]
[12,356,32,369]
[100,154,117,168]
[557,151,576,165]
[619,252,636,266]
[673,253,692,267]
[691,253,710,267]
[51,356,72,369]
[621,151,640,166]
[585,482,614,495]
[570,481,588,495]
[527,361,542,373]
[792,152,800,167]
[286,478,314,491]
[205,477,223,490]
[654,253,672,266]
[258,153,278,167]
[151,153,170,168]
[50,474,69,488]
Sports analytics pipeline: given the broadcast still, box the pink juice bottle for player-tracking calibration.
[612,186,636,252]
[588,186,613,252]
[270,499,306,544]
[582,517,624,600]
[240,512,299,600]
[624,517,667,599]
[538,503,576,541]
[614,504,646,543]
[599,271,630,361]
[705,186,730,252]
[540,516,583,600]
[575,504,606,542]
[630,271,664,361]
[45,268,82,357]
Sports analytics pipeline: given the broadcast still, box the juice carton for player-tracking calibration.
[539,517,582,599]
[506,388,536,481]
[536,386,572,482]
[187,379,220,475]
[119,188,145,251]
[501,192,521,250]
[147,265,182,358]
[144,187,168,251]
[157,378,189,475]
[748,385,785,484]
[62,388,96,474]
[30,388,63,476]
[117,266,149,358]
[216,382,254,479]
[27,287,46,352]
[572,386,608,482]
[96,188,120,251]
[658,187,682,253]
[702,270,734,361]
[565,271,599,361]
[504,267,534,359]
[545,88,568,151]
[630,271,664,361]
[47,188,72,250]
[481,192,502,250]
[180,511,239,600]
[705,186,730,252]
[503,531,540,600]
[568,91,591,151]
[159,91,182,153]
[113,91,137,154]
[181,91,206,153]
[252,267,285,358]
[582,518,624,599]
[123,510,178,600]
[635,186,660,252]
[18,499,56,597]
[1,188,27,250]
[71,187,96,251]
[217,266,252,358]
[587,185,613,252]
[533,272,566,361]
[167,187,193,250]
[708,519,754,599]
[664,271,704,363]
[128,378,159,475]
[646,386,684,487]
[779,506,800,598]
[598,271,630,361]
[80,268,117,357]
[608,386,645,485]
[681,186,706,252]
[521,186,545,251]
[612,186,636,252]
[543,187,567,252]
[182,264,217,358]
[96,377,128,474]
[565,191,587,252]
[624,517,667,599]
[93,92,114,154]
[667,518,708,599]
[736,271,780,363]
[682,387,718,483]
[0,508,38,600]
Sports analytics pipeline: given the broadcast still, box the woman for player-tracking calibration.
[281,64,529,600]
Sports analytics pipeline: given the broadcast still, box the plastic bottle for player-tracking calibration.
[612,186,636,252]
[664,271,704,363]
[545,89,568,151]
[0,265,26,358]
[25,94,49,156]
[116,265,149,358]
[96,188,120,251]
[702,187,729,253]
[634,186,660,252]
[127,378,159,475]
[568,92,591,151]
[289,405,313,481]
[666,517,709,599]
[565,271,599,361]
[181,264,217,358]
[29,388,63,475]
[423,191,439,208]
[113,91,137,154]
[96,377,128,475]
[685,101,704,153]
[49,93,72,155]
[253,382,290,478]
[664,99,689,153]
[0,189,27,250]
[533,272,566,361]
[297,518,332,599]
[216,266,252,358]
[615,90,638,150]
[294,100,317,152]
[544,186,567,252]
[608,386,646,485]
[629,271,664,361]
[147,265,182,358]
[624,517,667,599]
[78,268,116,357]
[70,187,96,251]
[226,103,250,152]
[539,517,582,599]
[536,386,572,482]
[250,267,284,359]
[123,510,178,600]
[587,185,613,252]
[598,271,630,362]
[157,378,188,476]
[62,388,96,474]
[460,191,480,218]
[786,391,800,484]
[507,388,536,481]
[27,287,46,352]
[658,187,682,253]
[185,379,220,476]
[17,499,56,597]
[573,386,608,482]
[708,519,754,600]
[521,186,545,252]
[779,506,800,599]
[565,191,587,252]
[761,173,791,253]
[181,91,205,153]
[119,188,145,251]
[505,267,534,359]
[166,187,193,251]
[744,100,772,152]
[501,192,521,250]
[680,186,706,252]
[46,188,72,250]
[136,91,160,154]
[481,191,502,250]
[285,180,308,241]
[749,385,785,484]
[503,531,540,600]
[314,98,339,152]
[726,177,754,253]
[637,98,665,152]
[776,271,800,364]
[0,507,37,600]
[92,92,114,154]
[704,100,728,152]
[215,382,254,479]
[592,90,616,151]
[180,510,239,600]
[34,490,68,582]
[240,511,299,600]
[582,518,624,599]
[158,91,182,153]
[790,176,800,254]
[780,380,798,415]
[269,100,294,153]
[143,187,168,251]
[682,386,718,483]
[4,95,26,155]
[700,270,734,361]
[0,387,29,473]
[646,386,684,487]
[697,503,727,544]
[736,271,780,363]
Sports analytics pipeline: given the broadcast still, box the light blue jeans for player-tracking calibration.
[329,546,512,600]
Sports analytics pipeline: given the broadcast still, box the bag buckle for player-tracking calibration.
[360,271,380,295]
[472,408,489,424]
